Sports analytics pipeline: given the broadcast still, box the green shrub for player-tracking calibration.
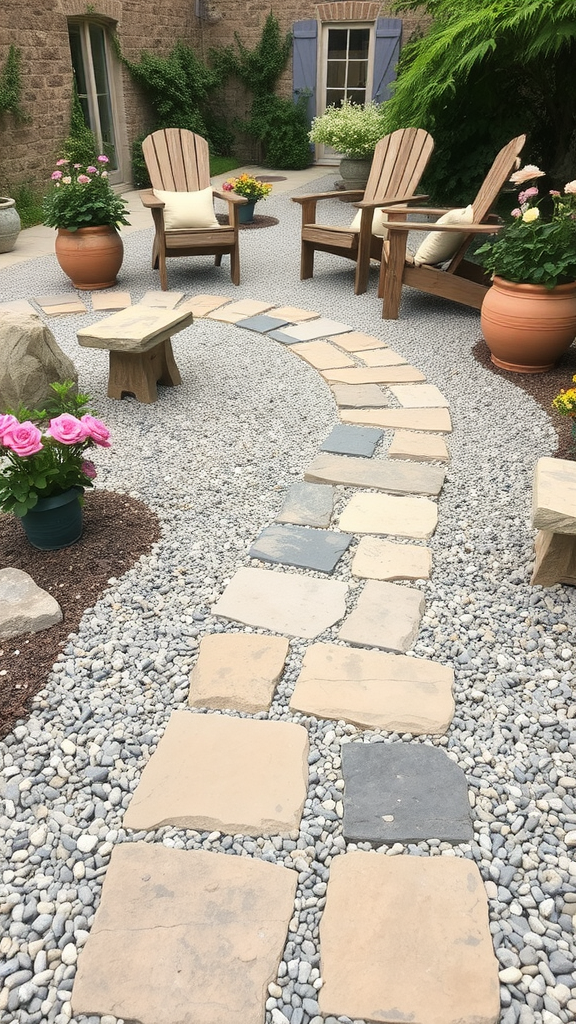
[11,182,44,229]
[61,81,98,166]
[245,95,311,169]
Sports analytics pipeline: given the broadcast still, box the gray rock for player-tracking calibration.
[0,311,77,413]
[249,523,352,574]
[0,568,63,639]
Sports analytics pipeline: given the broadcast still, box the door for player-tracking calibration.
[68,21,124,183]
[318,23,375,162]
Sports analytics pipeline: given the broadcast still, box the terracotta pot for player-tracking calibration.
[55,225,123,290]
[481,276,576,373]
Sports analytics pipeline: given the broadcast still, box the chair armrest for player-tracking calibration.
[292,189,364,204]
[354,194,428,210]
[213,189,248,205]
[383,219,503,234]
[140,189,164,209]
[380,205,468,217]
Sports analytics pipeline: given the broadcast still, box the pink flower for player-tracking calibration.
[51,170,63,180]
[81,459,97,480]
[81,414,111,447]
[56,158,69,166]
[511,208,522,218]
[509,164,545,185]
[518,186,539,204]
[77,174,91,184]
[550,190,561,197]
[100,170,108,178]
[97,154,109,163]
[0,413,18,441]
[74,163,81,169]
[86,166,97,173]
[222,181,233,191]
[46,414,88,445]
[565,181,576,194]
[2,421,43,456]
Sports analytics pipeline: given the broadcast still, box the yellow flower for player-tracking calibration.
[522,208,540,223]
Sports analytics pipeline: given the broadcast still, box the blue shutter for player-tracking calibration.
[372,17,402,104]
[293,19,317,124]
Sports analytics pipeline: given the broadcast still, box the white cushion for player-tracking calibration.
[153,186,219,230]
[413,205,474,266]
[349,207,388,238]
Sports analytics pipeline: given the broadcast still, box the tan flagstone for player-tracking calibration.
[351,536,432,580]
[289,643,454,734]
[288,341,355,370]
[323,365,425,384]
[42,300,88,315]
[532,456,576,534]
[123,711,309,835]
[0,299,37,314]
[356,348,407,366]
[177,294,231,315]
[72,843,297,1024]
[269,306,319,321]
[304,453,445,496]
[140,290,184,308]
[207,308,251,323]
[331,383,388,409]
[91,291,132,310]
[341,407,452,433]
[188,633,289,712]
[389,383,450,408]
[213,567,347,639]
[329,330,385,352]
[339,492,438,540]
[388,430,450,463]
[319,853,500,1024]
[35,292,79,306]
[219,298,274,316]
[338,579,424,652]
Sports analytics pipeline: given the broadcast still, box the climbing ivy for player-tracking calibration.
[0,45,28,122]
[210,13,292,98]
[61,79,98,164]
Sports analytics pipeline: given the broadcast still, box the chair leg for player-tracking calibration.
[230,244,240,286]
[381,233,404,319]
[159,250,168,291]
[214,254,223,267]
[301,240,314,280]
[355,237,372,296]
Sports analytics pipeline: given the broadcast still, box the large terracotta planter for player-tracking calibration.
[481,276,576,373]
[55,225,123,290]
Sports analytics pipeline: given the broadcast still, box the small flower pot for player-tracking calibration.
[19,487,84,550]
[238,201,256,224]
[339,157,372,191]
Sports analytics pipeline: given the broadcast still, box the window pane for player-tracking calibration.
[347,89,366,106]
[327,62,346,89]
[89,24,117,168]
[349,29,369,60]
[327,29,348,60]
[68,24,88,98]
[347,61,368,89]
[326,89,346,108]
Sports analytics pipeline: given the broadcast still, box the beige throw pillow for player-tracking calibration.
[349,207,389,238]
[413,204,474,266]
[153,186,219,230]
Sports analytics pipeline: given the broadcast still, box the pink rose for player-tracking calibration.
[51,170,63,180]
[511,208,522,218]
[81,459,97,480]
[81,414,111,447]
[77,174,90,184]
[97,154,109,163]
[2,421,43,456]
[550,190,561,197]
[56,158,69,166]
[0,413,19,441]
[86,165,97,173]
[46,414,88,445]
[565,181,576,195]
[518,186,538,205]
[509,164,545,185]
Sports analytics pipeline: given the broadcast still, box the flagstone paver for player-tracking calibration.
[358,347,407,366]
[331,383,389,408]
[323,365,426,385]
[0,298,37,313]
[217,299,274,317]
[388,429,450,462]
[72,843,298,1024]
[236,314,291,333]
[123,711,309,835]
[288,340,355,370]
[249,523,352,573]
[271,317,352,342]
[341,742,474,844]
[338,579,425,652]
[289,643,454,733]
[91,291,132,310]
[319,853,499,1024]
[188,633,289,712]
[329,330,384,351]
[532,456,576,533]
[177,294,230,315]
[269,305,319,321]
[305,453,446,496]
[207,307,254,323]
[389,383,450,408]
[43,299,88,315]
[339,492,438,539]
[34,292,80,307]
[213,567,348,638]
[320,424,383,458]
[341,407,453,432]
[276,482,334,528]
[140,290,183,308]
[351,536,432,580]
[267,329,306,344]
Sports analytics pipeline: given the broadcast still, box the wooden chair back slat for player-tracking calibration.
[472,134,526,222]
[365,128,434,204]
[142,129,211,192]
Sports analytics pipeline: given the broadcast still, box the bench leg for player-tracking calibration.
[531,530,576,586]
[157,339,182,387]
[107,340,181,403]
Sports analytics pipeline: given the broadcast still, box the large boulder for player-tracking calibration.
[0,311,77,413]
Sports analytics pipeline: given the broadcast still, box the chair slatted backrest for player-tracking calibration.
[364,128,434,205]
[142,129,211,192]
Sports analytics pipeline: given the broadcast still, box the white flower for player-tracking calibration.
[522,207,540,223]
[565,180,576,194]
[509,164,545,185]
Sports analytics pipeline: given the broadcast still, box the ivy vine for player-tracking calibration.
[0,46,28,123]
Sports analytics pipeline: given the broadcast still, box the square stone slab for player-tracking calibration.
[72,843,298,1024]
[91,291,132,310]
[188,634,289,712]
[34,292,79,307]
[323,365,425,385]
[338,579,424,652]
[0,299,37,314]
[330,330,384,352]
[0,568,62,639]
[207,308,252,323]
[359,347,407,367]
[341,408,453,433]
[352,537,432,580]
[222,299,274,316]
[272,317,352,342]
[43,300,88,315]
[236,314,291,333]
[331,383,389,409]
[276,482,335,528]
[320,424,383,458]
[389,384,450,408]
[288,341,355,370]
[388,430,449,463]
[269,305,319,322]
[339,493,438,539]
[177,294,230,316]
[305,453,446,496]
[533,456,576,534]
[124,711,309,835]
[140,290,184,307]
[213,567,348,638]
[341,742,473,844]
[290,643,454,734]
[250,524,352,573]
[319,852,499,1024]
[267,329,307,345]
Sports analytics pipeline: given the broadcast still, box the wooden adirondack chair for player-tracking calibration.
[378,134,526,319]
[139,128,247,290]
[292,128,434,295]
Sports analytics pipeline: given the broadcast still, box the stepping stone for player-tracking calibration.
[216,299,274,317]
[304,453,446,496]
[236,314,291,333]
[207,307,253,323]
[389,383,450,408]
[43,299,88,315]
[289,643,454,734]
[330,330,384,352]
[0,568,62,639]
[140,290,183,308]
[331,383,389,408]
[91,291,132,310]
[213,567,348,639]
[323,365,425,384]
[533,456,576,533]
[267,329,307,345]
[271,317,352,342]
[319,853,499,1024]
[288,341,355,370]
[276,482,335,528]
[188,633,289,712]
[0,299,37,314]
[388,430,449,463]
[352,537,432,580]
[124,711,309,835]
[34,292,79,307]
[341,407,452,433]
[359,347,407,366]
[339,493,438,539]
[250,524,352,573]
[341,742,473,844]
[177,294,230,316]
[72,843,297,1024]
[338,579,424,652]
[269,305,319,321]
[320,424,383,458]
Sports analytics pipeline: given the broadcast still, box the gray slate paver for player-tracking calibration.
[305,453,446,496]
[236,314,291,333]
[338,579,424,652]
[276,482,335,528]
[250,523,352,573]
[213,567,348,638]
[267,329,306,345]
[320,424,383,458]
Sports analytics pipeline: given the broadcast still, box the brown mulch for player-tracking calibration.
[216,213,279,230]
[473,339,576,460]
[0,490,161,740]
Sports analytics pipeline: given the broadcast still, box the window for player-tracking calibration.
[68,21,119,173]
[325,27,371,108]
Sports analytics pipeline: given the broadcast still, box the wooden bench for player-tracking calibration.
[77,304,193,403]
[531,457,576,586]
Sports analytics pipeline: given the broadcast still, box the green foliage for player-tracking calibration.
[0,45,28,122]
[11,182,44,229]
[221,174,272,202]
[309,100,387,158]
[61,80,98,165]
[244,95,311,169]
[209,155,241,177]
[43,158,129,231]
[210,13,292,98]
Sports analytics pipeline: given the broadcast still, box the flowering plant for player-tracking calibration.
[476,166,576,289]
[221,174,272,202]
[0,381,110,516]
[43,156,129,232]
[308,100,386,158]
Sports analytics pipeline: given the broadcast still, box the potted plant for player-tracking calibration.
[552,375,576,455]
[477,166,576,373]
[0,195,21,253]
[308,100,386,188]
[43,156,129,289]
[0,381,111,550]
[221,174,272,223]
